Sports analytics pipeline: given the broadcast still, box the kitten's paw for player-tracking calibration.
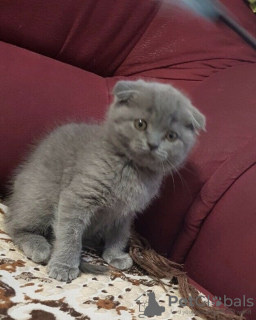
[103,252,133,270]
[23,240,51,264]
[47,262,80,282]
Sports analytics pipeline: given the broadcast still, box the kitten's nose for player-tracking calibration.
[147,142,158,151]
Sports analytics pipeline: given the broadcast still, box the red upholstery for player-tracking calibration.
[185,163,256,318]
[0,0,160,76]
[116,0,256,93]
[0,0,256,318]
[176,64,256,319]
[171,64,256,263]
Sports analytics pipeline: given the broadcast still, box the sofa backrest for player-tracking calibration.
[0,0,160,76]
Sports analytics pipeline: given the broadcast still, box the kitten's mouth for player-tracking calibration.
[146,149,167,162]
[123,142,167,171]
[128,149,165,171]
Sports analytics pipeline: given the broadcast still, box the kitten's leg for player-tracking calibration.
[47,194,90,282]
[47,218,85,281]
[102,218,133,270]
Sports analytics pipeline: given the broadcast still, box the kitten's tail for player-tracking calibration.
[79,260,109,274]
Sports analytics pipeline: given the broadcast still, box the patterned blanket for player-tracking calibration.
[0,203,204,320]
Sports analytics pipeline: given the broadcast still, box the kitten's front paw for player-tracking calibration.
[103,252,133,270]
[47,262,79,282]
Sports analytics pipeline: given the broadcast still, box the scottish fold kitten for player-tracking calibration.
[4,80,205,282]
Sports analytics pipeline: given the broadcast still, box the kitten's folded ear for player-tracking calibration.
[187,102,206,133]
[113,80,140,104]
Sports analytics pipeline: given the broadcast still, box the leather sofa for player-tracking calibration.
[0,0,255,318]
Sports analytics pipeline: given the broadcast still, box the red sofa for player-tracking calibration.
[0,0,256,318]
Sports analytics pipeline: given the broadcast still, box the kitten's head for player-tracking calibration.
[105,80,205,173]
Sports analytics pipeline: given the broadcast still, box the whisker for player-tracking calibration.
[180,164,197,176]
[166,160,191,198]
[161,161,166,177]
[174,168,192,200]
[170,170,175,193]
[165,160,176,192]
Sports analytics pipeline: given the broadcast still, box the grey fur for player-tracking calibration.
[4,80,205,282]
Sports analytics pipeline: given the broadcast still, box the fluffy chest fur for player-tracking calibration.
[112,162,162,215]
[75,150,163,219]
[81,158,162,240]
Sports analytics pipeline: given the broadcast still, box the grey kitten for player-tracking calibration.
[4,80,205,282]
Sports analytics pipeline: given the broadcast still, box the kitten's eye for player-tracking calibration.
[166,130,178,142]
[134,119,147,131]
